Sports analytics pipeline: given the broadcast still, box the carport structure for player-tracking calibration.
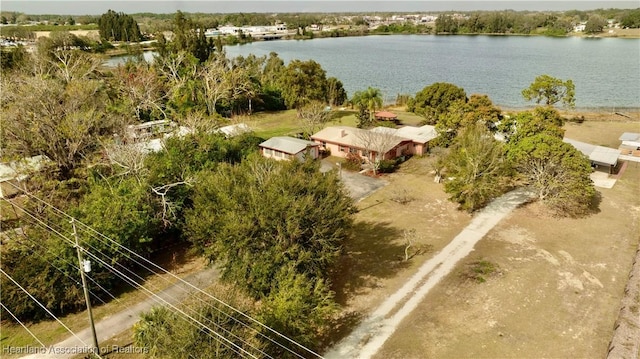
[563,138,621,174]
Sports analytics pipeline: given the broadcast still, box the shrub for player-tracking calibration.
[378,159,398,173]
[343,153,363,171]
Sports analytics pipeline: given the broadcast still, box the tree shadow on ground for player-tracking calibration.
[325,221,408,350]
[330,220,408,306]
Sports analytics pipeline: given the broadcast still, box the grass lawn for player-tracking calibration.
[247,106,427,139]
[563,116,640,148]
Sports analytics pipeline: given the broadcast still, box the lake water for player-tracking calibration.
[109,35,640,109]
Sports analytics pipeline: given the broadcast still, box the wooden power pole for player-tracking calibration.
[71,218,100,356]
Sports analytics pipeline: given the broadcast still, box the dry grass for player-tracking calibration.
[563,115,640,148]
[248,107,426,139]
[328,155,472,344]
[373,135,640,358]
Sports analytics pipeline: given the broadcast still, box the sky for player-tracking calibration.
[1,0,638,15]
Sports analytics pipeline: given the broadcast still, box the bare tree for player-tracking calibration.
[403,229,417,262]
[103,141,150,182]
[298,100,331,137]
[50,50,102,84]
[114,62,167,121]
[356,128,402,175]
[227,66,257,115]
[1,75,117,179]
[176,110,221,134]
[200,55,232,115]
[152,181,193,227]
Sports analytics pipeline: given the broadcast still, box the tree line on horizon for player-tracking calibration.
[1,7,639,38]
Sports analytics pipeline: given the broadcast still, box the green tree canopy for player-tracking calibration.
[434,93,502,147]
[407,82,467,124]
[507,134,596,216]
[522,74,575,109]
[351,87,383,128]
[440,123,512,211]
[498,106,565,144]
[278,59,328,109]
[585,15,607,33]
[185,156,354,299]
[98,9,141,42]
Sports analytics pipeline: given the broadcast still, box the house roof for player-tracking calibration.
[374,111,398,119]
[311,126,367,148]
[218,123,250,137]
[563,138,620,166]
[619,132,640,147]
[312,126,410,154]
[259,136,319,155]
[619,132,640,141]
[373,125,438,144]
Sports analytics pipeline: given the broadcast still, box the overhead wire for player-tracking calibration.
[0,214,112,306]
[0,268,89,347]
[0,302,47,348]
[3,198,269,358]
[6,181,324,358]
[79,249,259,359]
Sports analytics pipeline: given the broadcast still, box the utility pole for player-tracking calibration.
[71,218,100,356]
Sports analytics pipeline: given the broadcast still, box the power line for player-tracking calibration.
[0,302,47,348]
[5,181,324,358]
[0,268,88,347]
[80,249,260,359]
[1,218,113,307]
[4,199,269,358]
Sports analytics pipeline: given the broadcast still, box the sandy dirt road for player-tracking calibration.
[324,187,535,359]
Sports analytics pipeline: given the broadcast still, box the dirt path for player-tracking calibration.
[324,188,535,359]
[21,267,219,359]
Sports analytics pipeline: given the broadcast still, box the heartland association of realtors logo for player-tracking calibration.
[2,345,149,355]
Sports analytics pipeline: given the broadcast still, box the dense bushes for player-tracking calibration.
[183,156,354,351]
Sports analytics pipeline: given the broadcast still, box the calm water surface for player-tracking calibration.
[108,35,640,109]
[224,35,640,109]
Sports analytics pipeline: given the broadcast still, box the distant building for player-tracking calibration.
[126,120,176,142]
[217,123,251,137]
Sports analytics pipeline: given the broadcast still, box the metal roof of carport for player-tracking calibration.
[563,138,620,166]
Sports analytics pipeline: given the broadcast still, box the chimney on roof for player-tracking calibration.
[340,129,346,138]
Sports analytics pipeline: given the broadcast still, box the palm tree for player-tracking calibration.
[351,87,383,128]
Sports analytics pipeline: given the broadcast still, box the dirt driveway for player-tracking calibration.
[321,160,387,202]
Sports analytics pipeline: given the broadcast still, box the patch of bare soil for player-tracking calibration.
[373,165,640,359]
[328,156,471,346]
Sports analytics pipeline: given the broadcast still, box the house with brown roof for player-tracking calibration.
[374,111,399,123]
[259,136,320,161]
